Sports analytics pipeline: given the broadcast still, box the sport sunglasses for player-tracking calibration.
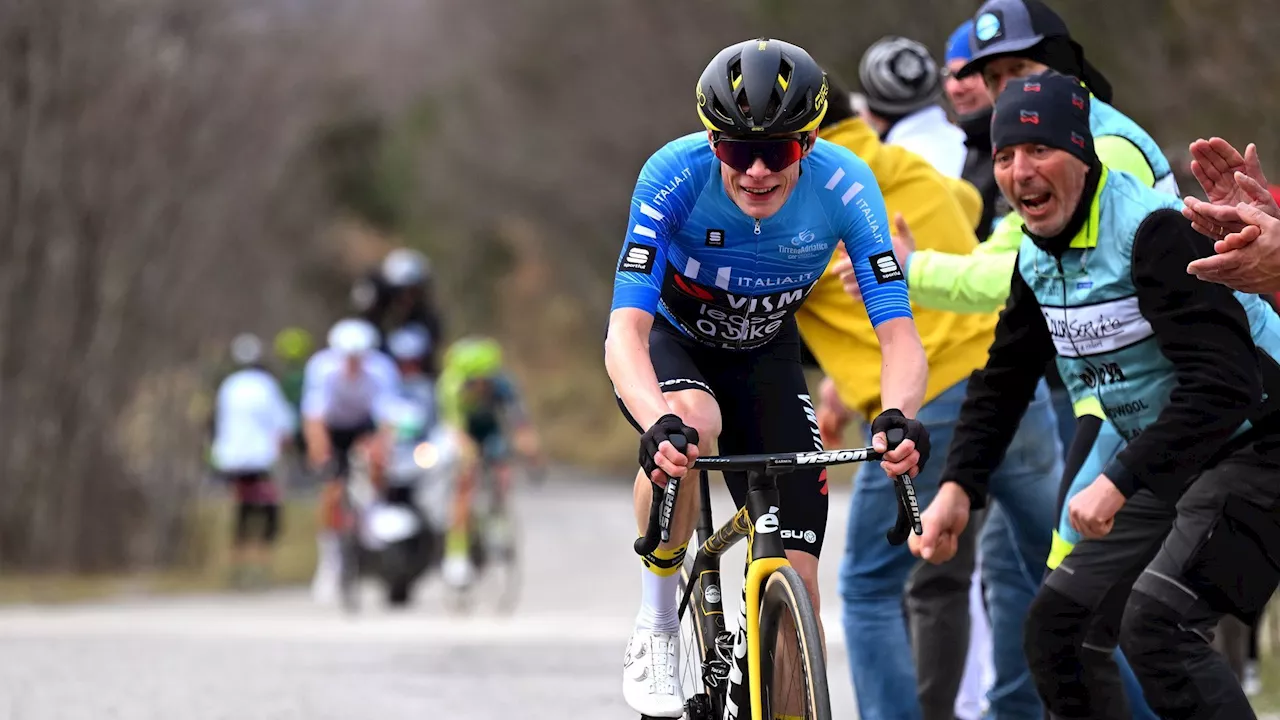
[713,136,806,173]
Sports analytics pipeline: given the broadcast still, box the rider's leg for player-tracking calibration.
[714,334,827,719]
[311,425,352,603]
[444,433,481,586]
[631,387,721,629]
[617,322,725,718]
[230,477,253,587]
[256,500,280,583]
[621,386,721,719]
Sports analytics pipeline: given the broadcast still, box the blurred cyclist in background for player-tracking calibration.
[387,324,436,424]
[379,324,439,505]
[351,248,446,377]
[210,333,297,589]
[435,336,543,588]
[301,317,401,603]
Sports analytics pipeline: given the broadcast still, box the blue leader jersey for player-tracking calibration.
[610,132,912,351]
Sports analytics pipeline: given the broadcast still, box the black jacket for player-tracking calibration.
[941,208,1280,508]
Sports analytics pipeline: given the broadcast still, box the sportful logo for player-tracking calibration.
[869,251,904,284]
[1072,93,1086,110]
[619,242,655,274]
[1020,110,1040,125]
[1023,82,1042,92]
[1071,132,1087,149]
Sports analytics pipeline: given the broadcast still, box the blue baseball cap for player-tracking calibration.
[945,20,974,65]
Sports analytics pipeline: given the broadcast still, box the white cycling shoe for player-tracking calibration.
[442,554,474,589]
[622,626,684,718]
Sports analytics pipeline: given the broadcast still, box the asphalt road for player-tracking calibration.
[2,470,1273,720]
[0,470,864,720]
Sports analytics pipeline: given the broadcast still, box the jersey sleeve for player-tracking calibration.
[905,211,1022,313]
[300,353,329,420]
[609,137,705,314]
[826,151,913,327]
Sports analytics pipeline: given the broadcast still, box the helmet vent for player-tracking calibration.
[764,92,782,123]
[710,96,735,125]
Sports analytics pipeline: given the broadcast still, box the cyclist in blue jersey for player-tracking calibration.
[605,38,930,718]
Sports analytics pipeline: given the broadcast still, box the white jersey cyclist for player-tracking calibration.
[302,319,401,432]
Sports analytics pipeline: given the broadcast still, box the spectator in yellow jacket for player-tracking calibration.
[794,74,1062,720]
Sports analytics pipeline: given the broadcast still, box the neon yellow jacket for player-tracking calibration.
[794,118,1000,421]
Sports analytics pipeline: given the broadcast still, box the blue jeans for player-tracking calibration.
[1049,387,1076,451]
[840,379,1061,720]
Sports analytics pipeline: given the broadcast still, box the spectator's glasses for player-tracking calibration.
[713,135,808,173]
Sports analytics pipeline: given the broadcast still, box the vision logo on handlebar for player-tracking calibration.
[794,448,872,464]
[633,428,923,557]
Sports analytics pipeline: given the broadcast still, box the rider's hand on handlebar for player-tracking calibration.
[871,408,930,478]
[639,414,700,486]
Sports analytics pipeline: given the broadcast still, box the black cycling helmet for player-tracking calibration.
[697,38,829,137]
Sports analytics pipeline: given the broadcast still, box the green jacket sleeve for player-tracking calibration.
[905,211,1022,314]
[1095,135,1155,187]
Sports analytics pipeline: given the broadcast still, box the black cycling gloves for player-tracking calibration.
[872,408,931,473]
[639,414,700,479]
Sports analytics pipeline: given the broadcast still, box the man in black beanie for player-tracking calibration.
[910,70,1280,720]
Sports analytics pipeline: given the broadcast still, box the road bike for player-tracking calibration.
[633,430,922,720]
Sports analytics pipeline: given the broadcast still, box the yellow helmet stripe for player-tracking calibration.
[696,105,722,132]
[732,75,742,91]
[777,74,789,91]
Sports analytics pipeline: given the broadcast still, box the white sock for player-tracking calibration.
[316,532,340,568]
[635,566,679,633]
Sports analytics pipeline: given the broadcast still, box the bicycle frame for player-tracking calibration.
[680,466,790,720]
[639,438,921,720]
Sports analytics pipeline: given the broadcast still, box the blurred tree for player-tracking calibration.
[0,0,1275,573]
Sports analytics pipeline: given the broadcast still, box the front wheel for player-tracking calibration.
[757,565,831,720]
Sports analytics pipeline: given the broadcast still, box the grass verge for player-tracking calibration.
[0,497,320,605]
